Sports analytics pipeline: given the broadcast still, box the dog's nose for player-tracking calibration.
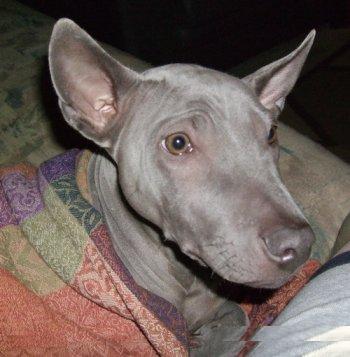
[262,226,315,271]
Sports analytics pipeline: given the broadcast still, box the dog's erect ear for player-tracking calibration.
[242,30,315,114]
[49,19,139,148]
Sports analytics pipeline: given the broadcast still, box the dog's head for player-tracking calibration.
[49,19,315,289]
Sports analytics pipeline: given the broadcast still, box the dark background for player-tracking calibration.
[17,0,349,70]
[17,0,350,163]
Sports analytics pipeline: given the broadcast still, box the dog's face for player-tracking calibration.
[49,19,315,289]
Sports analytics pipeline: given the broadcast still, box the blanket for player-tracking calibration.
[0,149,320,356]
[0,149,188,356]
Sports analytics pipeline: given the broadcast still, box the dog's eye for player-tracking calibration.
[268,125,278,144]
[163,133,193,155]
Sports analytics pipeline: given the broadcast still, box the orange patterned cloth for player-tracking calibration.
[0,150,188,356]
[0,149,322,356]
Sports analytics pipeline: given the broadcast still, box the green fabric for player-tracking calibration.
[23,189,88,283]
[0,0,54,165]
[51,175,101,235]
[0,224,64,295]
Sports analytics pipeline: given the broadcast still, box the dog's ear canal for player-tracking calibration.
[49,19,140,148]
[242,30,316,115]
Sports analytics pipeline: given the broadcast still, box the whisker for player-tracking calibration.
[203,242,218,247]
[216,256,230,271]
[126,188,138,200]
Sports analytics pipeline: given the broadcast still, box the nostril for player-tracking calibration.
[280,248,296,264]
[261,235,297,264]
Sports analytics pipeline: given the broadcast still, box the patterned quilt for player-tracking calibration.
[0,149,322,356]
[0,149,189,356]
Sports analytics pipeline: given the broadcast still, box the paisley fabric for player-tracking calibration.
[0,149,324,356]
[0,149,189,356]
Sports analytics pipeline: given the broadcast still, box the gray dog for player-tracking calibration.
[49,19,315,355]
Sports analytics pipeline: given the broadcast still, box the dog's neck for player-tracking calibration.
[87,152,194,309]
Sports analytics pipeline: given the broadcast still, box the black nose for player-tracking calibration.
[262,226,315,271]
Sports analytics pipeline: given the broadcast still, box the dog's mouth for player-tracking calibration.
[183,245,298,291]
[244,275,292,289]
[186,252,301,290]
[187,251,291,289]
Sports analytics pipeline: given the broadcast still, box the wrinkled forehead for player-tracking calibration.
[140,64,267,125]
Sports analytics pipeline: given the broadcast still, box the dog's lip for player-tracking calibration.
[201,254,293,289]
[247,267,300,289]
[184,246,295,288]
[185,250,209,267]
[246,278,289,289]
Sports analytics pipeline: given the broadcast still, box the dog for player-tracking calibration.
[49,19,315,355]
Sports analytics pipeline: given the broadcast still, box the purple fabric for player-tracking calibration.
[0,182,17,228]
[0,150,79,227]
[1,172,44,224]
[37,167,50,196]
[39,149,80,183]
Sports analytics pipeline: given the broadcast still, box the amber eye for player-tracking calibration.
[163,133,193,155]
[268,124,278,144]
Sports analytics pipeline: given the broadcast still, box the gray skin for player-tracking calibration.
[49,19,316,354]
